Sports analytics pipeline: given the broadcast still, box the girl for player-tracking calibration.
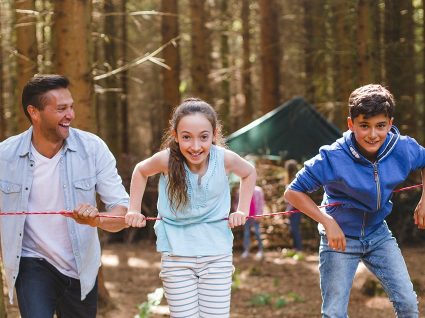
[125,98,256,317]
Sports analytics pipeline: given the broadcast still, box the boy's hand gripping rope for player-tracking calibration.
[0,183,422,220]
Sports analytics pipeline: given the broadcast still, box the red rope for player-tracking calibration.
[1,183,422,221]
[392,183,423,192]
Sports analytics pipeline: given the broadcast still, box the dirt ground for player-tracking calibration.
[5,241,425,318]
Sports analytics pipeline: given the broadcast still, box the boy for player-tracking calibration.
[284,84,425,318]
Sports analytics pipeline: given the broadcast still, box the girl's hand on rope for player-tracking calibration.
[413,199,425,229]
[70,204,99,227]
[125,211,147,228]
[228,211,246,228]
[323,217,346,251]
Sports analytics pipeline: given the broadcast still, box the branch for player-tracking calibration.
[93,35,180,81]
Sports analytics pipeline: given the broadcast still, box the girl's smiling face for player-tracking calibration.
[174,113,216,173]
[347,113,393,161]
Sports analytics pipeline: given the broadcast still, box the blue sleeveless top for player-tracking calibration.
[154,145,233,256]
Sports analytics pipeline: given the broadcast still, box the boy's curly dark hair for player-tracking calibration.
[348,84,395,120]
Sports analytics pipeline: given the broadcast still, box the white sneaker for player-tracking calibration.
[255,251,263,260]
[241,250,249,258]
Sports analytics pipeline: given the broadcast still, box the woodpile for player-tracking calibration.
[233,158,321,251]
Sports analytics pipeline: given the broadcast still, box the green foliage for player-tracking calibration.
[232,268,241,291]
[250,293,272,306]
[360,279,386,297]
[135,287,164,318]
[274,297,287,308]
[248,265,263,276]
[250,291,304,308]
[286,291,304,302]
[281,248,305,261]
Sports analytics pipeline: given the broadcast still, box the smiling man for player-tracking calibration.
[0,74,129,318]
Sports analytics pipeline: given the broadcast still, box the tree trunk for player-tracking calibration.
[53,0,94,132]
[259,0,280,114]
[37,0,53,73]
[189,0,210,100]
[423,0,425,143]
[97,265,114,311]
[357,0,382,84]
[330,0,357,129]
[219,0,230,134]
[280,0,306,102]
[160,0,180,150]
[303,0,328,109]
[120,0,129,154]
[303,0,315,103]
[385,0,415,136]
[101,0,122,156]
[241,0,253,126]
[398,0,416,136]
[15,0,37,132]
[0,2,5,141]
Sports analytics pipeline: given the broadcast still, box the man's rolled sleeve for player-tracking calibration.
[95,140,129,210]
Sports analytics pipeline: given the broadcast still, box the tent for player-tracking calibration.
[226,97,342,162]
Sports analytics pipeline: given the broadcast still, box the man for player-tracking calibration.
[0,74,129,317]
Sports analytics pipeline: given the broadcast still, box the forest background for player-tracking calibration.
[1,0,425,316]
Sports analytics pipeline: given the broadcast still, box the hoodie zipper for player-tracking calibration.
[361,212,366,237]
[360,164,380,238]
[373,163,381,210]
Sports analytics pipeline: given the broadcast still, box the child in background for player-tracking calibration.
[284,84,425,317]
[241,185,265,259]
[284,159,303,251]
[125,98,256,318]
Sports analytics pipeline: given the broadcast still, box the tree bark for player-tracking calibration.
[101,0,122,156]
[15,0,38,132]
[189,0,210,100]
[120,0,129,154]
[303,0,328,108]
[160,0,180,149]
[423,0,425,143]
[384,0,415,136]
[357,0,382,84]
[241,0,253,126]
[330,0,357,129]
[259,0,280,113]
[219,0,230,133]
[53,0,94,132]
[0,2,5,141]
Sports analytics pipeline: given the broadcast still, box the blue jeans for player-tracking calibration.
[243,219,263,252]
[319,222,418,318]
[289,212,303,250]
[15,257,98,318]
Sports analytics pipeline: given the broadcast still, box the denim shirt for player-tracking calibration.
[0,127,129,302]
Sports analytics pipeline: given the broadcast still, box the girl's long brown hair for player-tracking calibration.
[161,98,225,211]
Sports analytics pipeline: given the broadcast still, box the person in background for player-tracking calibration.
[242,185,265,259]
[0,74,129,318]
[285,159,303,251]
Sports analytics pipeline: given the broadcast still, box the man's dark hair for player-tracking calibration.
[22,74,70,121]
[348,84,395,120]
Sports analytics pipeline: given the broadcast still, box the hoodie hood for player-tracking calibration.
[336,126,400,163]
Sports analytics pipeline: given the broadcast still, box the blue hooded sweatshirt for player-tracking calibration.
[289,126,425,237]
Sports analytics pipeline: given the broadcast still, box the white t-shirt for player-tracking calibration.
[22,144,78,278]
